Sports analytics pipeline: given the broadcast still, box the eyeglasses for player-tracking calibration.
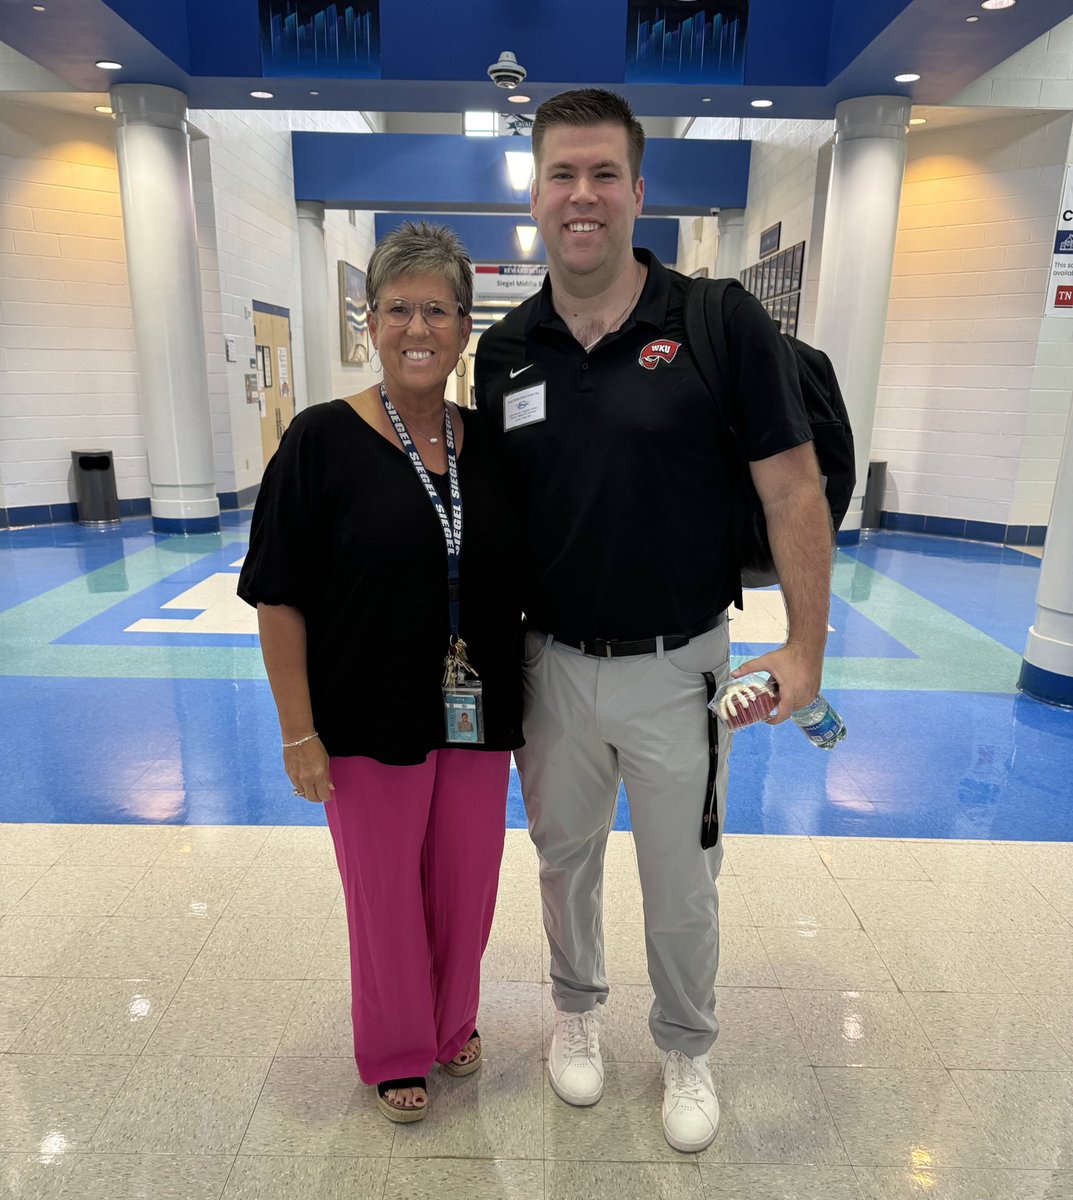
[372,298,463,328]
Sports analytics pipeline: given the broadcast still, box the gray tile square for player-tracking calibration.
[240,1057,394,1157]
[905,992,1070,1069]
[1023,993,1073,1059]
[249,826,337,870]
[69,916,213,979]
[57,1153,234,1199]
[187,916,324,980]
[91,1055,271,1154]
[720,836,830,879]
[908,841,1029,884]
[739,877,860,929]
[717,926,778,987]
[932,880,1070,933]
[56,824,179,868]
[155,826,271,866]
[223,868,339,918]
[0,825,88,867]
[306,919,350,980]
[548,1160,705,1199]
[977,933,1073,993]
[14,864,146,916]
[0,976,61,1050]
[115,865,249,920]
[697,1065,847,1166]
[815,1067,1003,1168]
[0,1054,135,1152]
[699,1163,863,1199]
[0,916,106,976]
[783,990,941,1068]
[760,928,896,991]
[0,867,49,915]
[388,1159,544,1200]
[223,1155,390,1199]
[811,838,927,881]
[11,978,177,1055]
[145,978,302,1056]
[0,1152,78,1199]
[277,979,354,1058]
[868,930,1017,993]
[854,1165,1025,1199]
[951,1069,1073,1168]
[838,880,966,931]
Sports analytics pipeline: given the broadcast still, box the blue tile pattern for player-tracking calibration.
[0,517,1071,840]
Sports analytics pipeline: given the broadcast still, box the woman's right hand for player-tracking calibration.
[284,736,334,804]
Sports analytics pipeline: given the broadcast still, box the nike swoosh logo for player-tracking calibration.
[509,364,533,379]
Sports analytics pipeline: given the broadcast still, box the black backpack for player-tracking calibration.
[684,276,855,607]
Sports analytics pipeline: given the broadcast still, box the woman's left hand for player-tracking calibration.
[285,736,334,803]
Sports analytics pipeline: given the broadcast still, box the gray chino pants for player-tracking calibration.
[515,620,732,1058]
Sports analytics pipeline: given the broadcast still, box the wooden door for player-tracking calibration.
[253,304,296,467]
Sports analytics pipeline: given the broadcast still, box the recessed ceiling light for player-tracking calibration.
[95,60,123,70]
[309,90,319,96]
[980,0,1016,8]
[32,5,46,11]
[966,13,980,20]
[508,94,531,103]
[701,97,712,103]
[94,105,113,114]
[750,99,774,108]
[249,90,274,99]
[909,117,927,125]
[894,73,920,83]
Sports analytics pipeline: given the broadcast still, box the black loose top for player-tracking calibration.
[238,400,524,765]
[474,251,811,642]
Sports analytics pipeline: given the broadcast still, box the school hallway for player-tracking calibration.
[1,515,1072,1198]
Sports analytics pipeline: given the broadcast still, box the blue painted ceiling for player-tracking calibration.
[2,0,1070,118]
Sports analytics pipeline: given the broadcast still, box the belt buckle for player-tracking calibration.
[604,641,613,659]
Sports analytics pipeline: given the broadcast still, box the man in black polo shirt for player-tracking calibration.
[474,89,832,1153]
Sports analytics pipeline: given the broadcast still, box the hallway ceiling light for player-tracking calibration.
[894,73,920,82]
[32,5,46,11]
[505,150,534,190]
[702,97,712,102]
[981,0,1016,8]
[508,95,531,104]
[909,117,927,125]
[750,99,773,108]
[966,14,980,20]
[95,60,122,70]
[94,105,113,114]
[250,90,274,99]
[515,225,538,254]
[309,90,319,96]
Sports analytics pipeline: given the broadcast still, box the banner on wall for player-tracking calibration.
[1046,164,1073,314]
[472,264,548,303]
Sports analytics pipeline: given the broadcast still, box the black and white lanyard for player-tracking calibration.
[379,385,463,638]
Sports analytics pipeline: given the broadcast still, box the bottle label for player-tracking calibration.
[802,708,842,745]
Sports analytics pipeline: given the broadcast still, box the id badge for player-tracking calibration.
[443,681,484,744]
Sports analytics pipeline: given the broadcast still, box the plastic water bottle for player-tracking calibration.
[791,694,847,750]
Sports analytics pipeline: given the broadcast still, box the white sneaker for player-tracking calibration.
[548,1010,604,1106]
[660,1049,720,1152]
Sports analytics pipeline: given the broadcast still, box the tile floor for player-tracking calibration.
[3,825,1073,1199]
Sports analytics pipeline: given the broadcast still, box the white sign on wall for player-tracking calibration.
[472,264,547,303]
[1046,164,1073,315]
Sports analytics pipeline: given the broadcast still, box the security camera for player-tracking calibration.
[488,50,527,89]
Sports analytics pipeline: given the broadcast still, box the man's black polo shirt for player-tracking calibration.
[474,250,810,643]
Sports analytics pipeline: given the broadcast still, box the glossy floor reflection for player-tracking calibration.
[2,828,1073,1199]
[1,519,1071,837]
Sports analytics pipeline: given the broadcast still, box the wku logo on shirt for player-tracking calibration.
[638,339,682,369]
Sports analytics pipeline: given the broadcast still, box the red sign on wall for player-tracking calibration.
[1055,286,1073,308]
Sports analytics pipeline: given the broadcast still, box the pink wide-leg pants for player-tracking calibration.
[324,748,510,1084]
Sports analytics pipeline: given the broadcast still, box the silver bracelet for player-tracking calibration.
[282,732,319,749]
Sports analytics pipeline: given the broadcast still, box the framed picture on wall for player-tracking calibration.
[791,242,804,291]
[338,260,369,366]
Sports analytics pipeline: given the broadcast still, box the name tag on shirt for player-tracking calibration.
[504,381,546,431]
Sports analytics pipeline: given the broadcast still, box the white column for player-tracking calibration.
[1020,397,1073,706]
[715,208,745,281]
[111,84,219,534]
[813,96,911,536]
[296,201,333,410]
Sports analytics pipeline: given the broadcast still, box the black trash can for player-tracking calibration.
[71,450,120,526]
[862,460,887,530]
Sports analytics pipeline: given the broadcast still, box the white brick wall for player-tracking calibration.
[874,111,1073,528]
[952,14,1073,109]
[685,115,834,336]
[0,100,141,513]
[0,96,377,515]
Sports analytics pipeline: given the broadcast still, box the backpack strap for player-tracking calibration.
[684,276,750,610]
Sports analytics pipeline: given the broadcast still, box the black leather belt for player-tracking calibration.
[554,611,725,659]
